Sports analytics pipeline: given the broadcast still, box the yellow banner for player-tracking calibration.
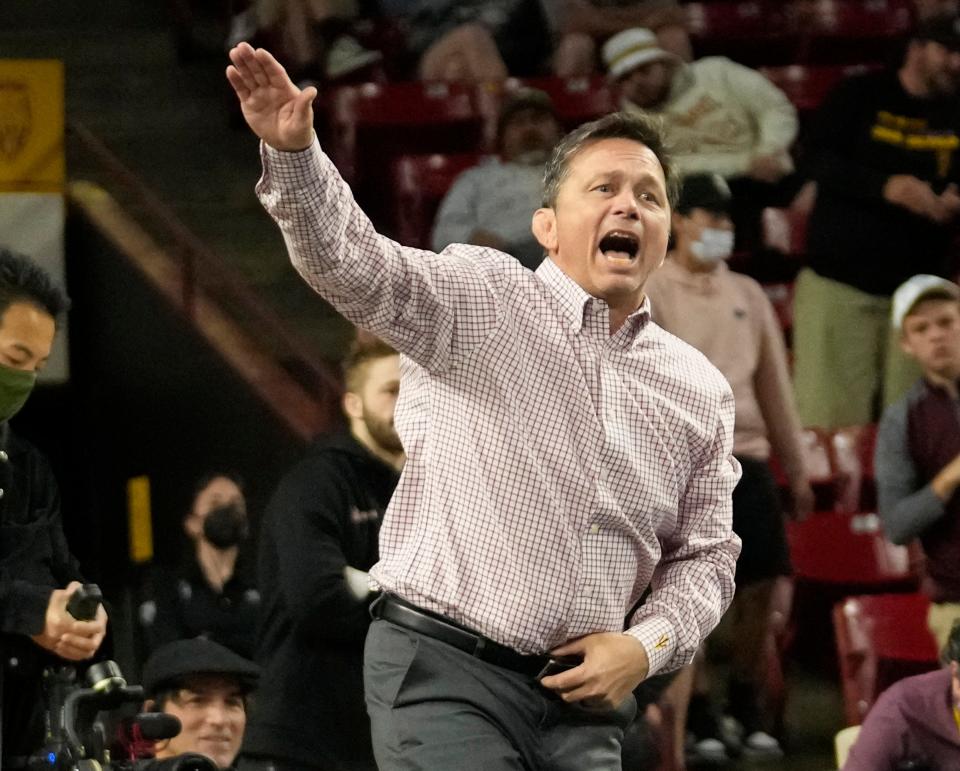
[0,60,64,193]
[127,475,154,564]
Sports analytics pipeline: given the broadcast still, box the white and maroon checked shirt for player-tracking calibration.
[258,139,742,676]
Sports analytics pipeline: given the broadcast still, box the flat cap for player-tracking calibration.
[142,637,260,696]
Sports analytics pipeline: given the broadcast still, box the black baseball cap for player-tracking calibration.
[676,173,732,215]
[497,88,557,140]
[142,637,260,696]
[914,13,960,52]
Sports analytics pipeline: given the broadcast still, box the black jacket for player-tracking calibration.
[242,434,398,769]
[0,424,85,761]
[139,552,260,660]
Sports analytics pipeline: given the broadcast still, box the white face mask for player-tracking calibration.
[689,227,735,265]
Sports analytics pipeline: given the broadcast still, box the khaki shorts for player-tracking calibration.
[792,269,920,429]
[928,601,960,654]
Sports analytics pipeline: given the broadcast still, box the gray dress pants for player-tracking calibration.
[364,619,637,770]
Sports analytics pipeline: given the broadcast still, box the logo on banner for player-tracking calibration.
[0,81,31,164]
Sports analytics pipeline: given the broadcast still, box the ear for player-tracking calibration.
[343,391,363,422]
[532,208,558,255]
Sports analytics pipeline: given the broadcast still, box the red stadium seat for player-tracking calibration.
[797,0,914,65]
[760,63,877,114]
[833,592,939,725]
[787,510,914,586]
[685,1,801,65]
[390,152,489,249]
[328,81,485,230]
[830,424,879,513]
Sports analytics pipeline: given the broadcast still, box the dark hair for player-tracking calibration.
[540,111,680,209]
[342,337,398,394]
[0,246,70,322]
[191,471,245,503]
[945,619,960,664]
[150,680,250,711]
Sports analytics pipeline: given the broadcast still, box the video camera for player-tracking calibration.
[27,585,216,771]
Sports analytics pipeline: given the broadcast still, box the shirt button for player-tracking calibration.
[0,488,6,499]
[0,450,8,462]
[589,523,600,535]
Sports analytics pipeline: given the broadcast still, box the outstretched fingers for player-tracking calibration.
[229,42,269,90]
[253,46,296,91]
[226,65,251,100]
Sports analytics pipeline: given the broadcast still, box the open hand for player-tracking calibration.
[31,581,108,661]
[539,632,649,710]
[226,42,317,152]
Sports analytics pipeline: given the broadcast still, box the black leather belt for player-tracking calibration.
[371,594,568,679]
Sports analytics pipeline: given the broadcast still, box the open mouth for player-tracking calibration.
[598,231,640,261]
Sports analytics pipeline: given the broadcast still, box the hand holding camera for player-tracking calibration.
[31,581,108,662]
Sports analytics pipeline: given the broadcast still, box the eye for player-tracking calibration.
[639,191,660,204]
[592,183,612,193]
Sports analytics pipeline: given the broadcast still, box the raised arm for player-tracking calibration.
[226,44,504,371]
[226,43,316,153]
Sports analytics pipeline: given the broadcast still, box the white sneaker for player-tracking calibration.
[742,730,784,758]
[689,736,729,764]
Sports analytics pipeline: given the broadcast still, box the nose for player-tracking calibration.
[611,188,640,220]
[204,704,228,728]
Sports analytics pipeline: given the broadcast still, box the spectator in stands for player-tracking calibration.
[793,14,960,429]
[602,27,800,252]
[842,619,960,770]
[253,0,381,82]
[645,174,813,761]
[140,473,259,659]
[379,0,552,82]
[239,338,402,771]
[540,0,691,77]
[432,88,561,270]
[0,248,108,766]
[876,275,960,651]
[143,637,259,770]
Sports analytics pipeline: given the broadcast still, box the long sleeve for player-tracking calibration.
[626,386,742,675]
[753,288,807,487]
[875,399,947,544]
[432,167,482,252]
[257,140,504,373]
[725,60,798,163]
[269,459,374,645]
[0,458,80,637]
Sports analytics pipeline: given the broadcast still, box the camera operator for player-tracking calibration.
[843,619,960,770]
[0,247,108,767]
[142,638,259,771]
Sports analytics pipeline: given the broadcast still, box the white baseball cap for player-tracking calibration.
[602,28,677,80]
[891,274,960,331]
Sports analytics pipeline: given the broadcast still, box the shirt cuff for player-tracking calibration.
[259,135,325,189]
[624,615,677,677]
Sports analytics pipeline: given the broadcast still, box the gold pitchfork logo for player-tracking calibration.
[0,81,32,164]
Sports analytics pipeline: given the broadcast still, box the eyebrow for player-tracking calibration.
[588,169,664,187]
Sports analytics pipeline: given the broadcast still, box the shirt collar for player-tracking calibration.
[536,258,651,341]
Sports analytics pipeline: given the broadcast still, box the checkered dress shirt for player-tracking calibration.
[257,139,741,675]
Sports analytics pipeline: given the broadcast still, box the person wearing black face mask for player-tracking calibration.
[0,248,109,767]
[139,473,259,659]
